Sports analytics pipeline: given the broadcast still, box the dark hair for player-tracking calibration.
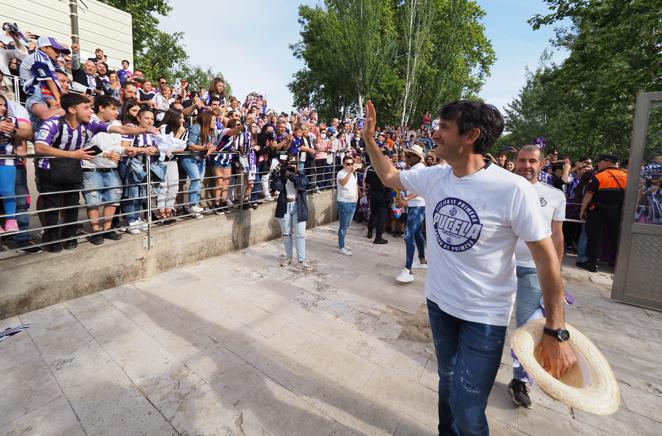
[226,118,240,129]
[121,59,129,65]
[121,99,140,124]
[122,80,137,90]
[61,93,91,112]
[138,106,154,118]
[342,155,354,163]
[209,96,221,104]
[551,161,565,172]
[196,111,214,144]
[439,100,504,154]
[208,77,225,98]
[93,95,120,113]
[160,108,183,133]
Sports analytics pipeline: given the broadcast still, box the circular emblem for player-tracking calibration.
[539,197,547,207]
[432,197,483,252]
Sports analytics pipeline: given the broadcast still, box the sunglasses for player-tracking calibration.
[344,162,354,166]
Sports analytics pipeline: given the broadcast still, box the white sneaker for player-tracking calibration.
[395,268,415,283]
[280,258,292,267]
[191,205,204,213]
[193,213,204,219]
[137,218,149,231]
[339,247,352,256]
[126,222,142,235]
[225,198,234,207]
[412,260,428,269]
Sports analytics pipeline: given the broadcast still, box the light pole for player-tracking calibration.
[68,0,80,46]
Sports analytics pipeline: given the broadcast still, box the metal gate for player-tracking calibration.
[612,91,662,310]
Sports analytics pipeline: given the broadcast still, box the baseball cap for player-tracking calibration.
[37,36,71,54]
[596,153,619,163]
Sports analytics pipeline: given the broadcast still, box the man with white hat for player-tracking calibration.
[19,36,70,105]
[509,144,567,408]
[396,143,428,283]
[363,100,576,435]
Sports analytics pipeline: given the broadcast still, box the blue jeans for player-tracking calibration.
[278,201,306,262]
[82,169,122,207]
[118,160,143,224]
[14,166,31,242]
[180,156,205,207]
[337,201,356,249]
[405,206,425,269]
[0,165,17,219]
[577,224,588,262]
[427,299,506,436]
[513,266,542,382]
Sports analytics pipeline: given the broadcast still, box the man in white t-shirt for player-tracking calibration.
[362,100,576,435]
[396,144,428,283]
[509,144,567,409]
[336,155,359,256]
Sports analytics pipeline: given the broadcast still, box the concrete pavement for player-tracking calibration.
[1,223,661,435]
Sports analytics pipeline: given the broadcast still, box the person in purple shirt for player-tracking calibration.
[117,59,133,85]
[34,93,155,252]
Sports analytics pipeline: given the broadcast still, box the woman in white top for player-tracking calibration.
[336,155,359,255]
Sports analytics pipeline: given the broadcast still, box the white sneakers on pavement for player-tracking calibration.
[395,268,415,283]
[412,260,428,269]
[339,247,352,256]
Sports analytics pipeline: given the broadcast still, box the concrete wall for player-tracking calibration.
[0,0,133,70]
[0,191,337,319]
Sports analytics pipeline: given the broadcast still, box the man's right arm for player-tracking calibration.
[361,101,403,190]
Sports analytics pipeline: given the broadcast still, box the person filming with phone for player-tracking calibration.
[273,154,311,270]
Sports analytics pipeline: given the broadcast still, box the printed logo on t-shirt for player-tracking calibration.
[432,197,483,252]
[539,197,547,207]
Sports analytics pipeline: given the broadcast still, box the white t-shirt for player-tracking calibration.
[82,118,124,169]
[515,182,566,267]
[336,169,358,203]
[406,162,426,207]
[400,162,550,326]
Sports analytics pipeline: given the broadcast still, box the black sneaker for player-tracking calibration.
[63,239,78,250]
[367,230,373,239]
[44,242,63,253]
[87,233,104,245]
[16,241,44,255]
[373,237,388,244]
[103,230,122,241]
[576,261,598,272]
[508,379,532,409]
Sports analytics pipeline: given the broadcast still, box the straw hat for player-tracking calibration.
[404,144,425,161]
[511,319,620,415]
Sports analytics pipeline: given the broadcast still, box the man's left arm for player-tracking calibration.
[526,238,577,378]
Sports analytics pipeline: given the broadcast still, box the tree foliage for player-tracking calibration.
[289,0,494,126]
[100,0,229,93]
[501,0,662,159]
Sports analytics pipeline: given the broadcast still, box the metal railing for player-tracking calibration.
[0,151,343,258]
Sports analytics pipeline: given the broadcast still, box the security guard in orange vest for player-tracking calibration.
[577,154,627,272]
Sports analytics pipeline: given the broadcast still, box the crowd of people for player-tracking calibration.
[0,27,444,258]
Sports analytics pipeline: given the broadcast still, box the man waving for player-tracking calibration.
[362,100,575,435]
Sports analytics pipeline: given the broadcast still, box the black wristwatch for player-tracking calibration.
[543,327,570,342]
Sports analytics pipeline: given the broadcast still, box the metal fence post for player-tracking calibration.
[145,155,153,250]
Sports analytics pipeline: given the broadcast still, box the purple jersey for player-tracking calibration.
[34,117,110,169]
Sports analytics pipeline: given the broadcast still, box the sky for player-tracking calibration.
[159,0,568,114]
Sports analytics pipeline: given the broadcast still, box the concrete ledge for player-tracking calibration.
[0,191,337,318]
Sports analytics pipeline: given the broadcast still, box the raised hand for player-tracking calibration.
[362,100,377,145]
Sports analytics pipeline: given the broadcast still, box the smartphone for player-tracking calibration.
[357,118,365,129]
[85,145,103,155]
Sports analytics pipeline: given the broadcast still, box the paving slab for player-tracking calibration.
[1,222,661,435]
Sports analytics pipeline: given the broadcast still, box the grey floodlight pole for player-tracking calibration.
[69,0,80,45]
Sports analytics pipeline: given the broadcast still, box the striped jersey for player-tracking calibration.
[34,116,110,170]
[19,50,59,95]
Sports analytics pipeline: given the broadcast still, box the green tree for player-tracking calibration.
[504,0,662,159]
[289,0,494,126]
[99,0,173,60]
